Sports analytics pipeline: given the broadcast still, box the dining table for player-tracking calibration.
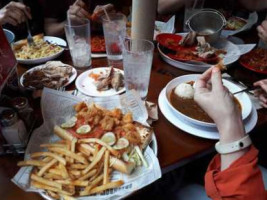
[0,26,267,200]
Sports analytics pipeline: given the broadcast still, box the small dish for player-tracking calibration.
[75,67,125,97]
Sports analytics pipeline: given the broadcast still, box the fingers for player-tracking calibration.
[5,16,18,26]
[195,67,213,94]
[69,1,89,19]
[254,79,267,93]
[257,25,267,42]
[211,67,224,91]
[74,0,85,8]
[92,4,115,21]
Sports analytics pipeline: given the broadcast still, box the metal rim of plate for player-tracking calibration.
[158,87,258,140]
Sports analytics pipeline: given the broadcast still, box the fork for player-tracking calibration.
[18,0,35,46]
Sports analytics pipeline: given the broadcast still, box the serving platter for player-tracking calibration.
[165,74,252,128]
[20,63,77,90]
[157,33,241,72]
[159,87,258,140]
[75,67,125,97]
[15,36,66,65]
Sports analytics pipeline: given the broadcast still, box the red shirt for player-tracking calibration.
[205,146,267,200]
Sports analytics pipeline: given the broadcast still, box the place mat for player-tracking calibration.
[222,73,262,110]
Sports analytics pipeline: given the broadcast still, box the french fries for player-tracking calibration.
[16,102,151,199]
[18,140,125,199]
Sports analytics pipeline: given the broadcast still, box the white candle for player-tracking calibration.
[131,0,157,41]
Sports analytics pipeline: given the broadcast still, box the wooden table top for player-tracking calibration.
[1,35,267,199]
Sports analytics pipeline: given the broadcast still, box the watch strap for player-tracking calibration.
[215,135,252,154]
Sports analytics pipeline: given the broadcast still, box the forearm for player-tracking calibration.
[217,115,247,170]
[238,0,267,11]
[44,18,65,37]
[205,146,266,200]
[157,0,185,15]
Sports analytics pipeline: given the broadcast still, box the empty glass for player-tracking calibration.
[65,18,91,68]
[102,13,126,67]
[122,38,154,100]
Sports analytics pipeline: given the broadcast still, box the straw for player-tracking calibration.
[103,7,111,22]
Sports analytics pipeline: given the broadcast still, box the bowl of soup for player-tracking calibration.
[165,75,252,128]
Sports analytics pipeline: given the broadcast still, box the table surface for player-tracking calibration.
[1,32,267,199]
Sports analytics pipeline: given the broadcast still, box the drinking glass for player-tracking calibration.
[65,18,91,68]
[184,0,205,31]
[102,13,126,67]
[122,38,154,100]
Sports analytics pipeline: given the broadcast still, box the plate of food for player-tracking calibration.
[76,67,125,97]
[164,73,252,128]
[221,12,258,37]
[156,32,240,72]
[159,86,258,140]
[14,92,161,199]
[20,61,77,90]
[13,34,66,65]
[239,48,267,75]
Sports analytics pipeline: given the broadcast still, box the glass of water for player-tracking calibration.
[102,13,126,67]
[65,18,91,68]
[122,38,154,100]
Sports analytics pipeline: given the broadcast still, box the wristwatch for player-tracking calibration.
[215,135,252,154]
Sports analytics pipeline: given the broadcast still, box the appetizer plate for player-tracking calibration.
[159,87,258,140]
[239,48,267,75]
[221,12,258,37]
[75,67,125,97]
[20,63,77,90]
[240,61,267,75]
[157,34,240,72]
[165,74,252,128]
[15,36,66,65]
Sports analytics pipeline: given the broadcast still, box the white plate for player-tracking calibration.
[159,87,258,140]
[165,74,252,128]
[20,63,77,90]
[157,33,240,72]
[75,67,125,97]
[15,36,66,65]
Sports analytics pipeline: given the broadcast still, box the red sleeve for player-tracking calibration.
[205,146,267,200]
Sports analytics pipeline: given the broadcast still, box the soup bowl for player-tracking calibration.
[165,74,252,128]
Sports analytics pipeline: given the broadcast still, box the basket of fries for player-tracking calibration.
[12,88,161,200]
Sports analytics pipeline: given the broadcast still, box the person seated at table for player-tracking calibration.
[0,0,43,40]
[41,0,115,37]
[194,66,266,199]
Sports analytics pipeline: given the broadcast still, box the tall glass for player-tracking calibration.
[102,13,126,67]
[65,19,91,68]
[183,0,205,31]
[122,38,154,100]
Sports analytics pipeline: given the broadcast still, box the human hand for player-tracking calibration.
[254,79,267,108]
[194,67,245,143]
[91,4,115,22]
[0,1,31,26]
[257,20,267,44]
[68,0,89,22]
